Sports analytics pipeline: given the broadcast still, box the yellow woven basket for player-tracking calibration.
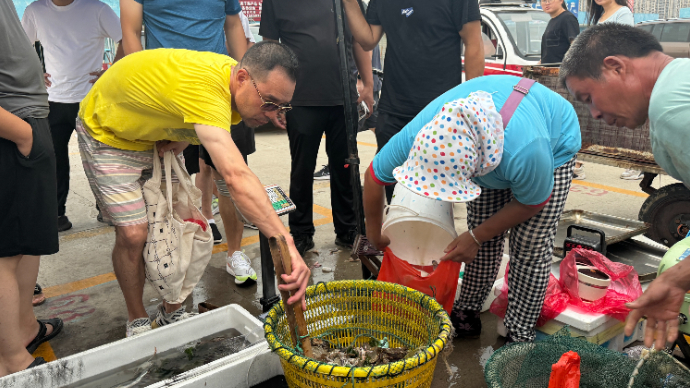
[264,280,452,388]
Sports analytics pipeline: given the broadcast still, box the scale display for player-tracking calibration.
[265,185,295,216]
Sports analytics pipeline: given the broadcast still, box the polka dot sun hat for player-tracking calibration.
[392,91,504,203]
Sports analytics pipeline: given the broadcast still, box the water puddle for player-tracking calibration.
[446,363,459,388]
[65,328,253,388]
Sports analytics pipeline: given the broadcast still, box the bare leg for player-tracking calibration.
[196,159,215,220]
[16,255,44,347]
[112,224,149,322]
[0,255,35,377]
[211,170,244,254]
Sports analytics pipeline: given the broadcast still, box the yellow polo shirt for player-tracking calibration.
[79,49,242,151]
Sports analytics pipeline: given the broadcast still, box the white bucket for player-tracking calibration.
[576,265,611,302]
[382,184,457,267]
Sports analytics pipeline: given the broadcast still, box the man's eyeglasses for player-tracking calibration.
[244,69,292,114]
[540,0,558,3]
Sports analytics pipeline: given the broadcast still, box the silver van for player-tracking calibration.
[637,19,690,58]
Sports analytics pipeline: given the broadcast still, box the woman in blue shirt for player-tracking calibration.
[364,75,581,343]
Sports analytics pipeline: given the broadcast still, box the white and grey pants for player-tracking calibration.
[454,156,576,341]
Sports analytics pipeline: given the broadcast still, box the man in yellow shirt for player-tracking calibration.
[77,41,310,337]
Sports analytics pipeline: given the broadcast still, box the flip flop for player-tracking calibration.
[32,284,46,306]
[26,318,63,354]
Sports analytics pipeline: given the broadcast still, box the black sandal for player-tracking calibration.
[26,318,63,354]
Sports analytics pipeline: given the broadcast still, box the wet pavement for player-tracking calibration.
[30,127,677,387]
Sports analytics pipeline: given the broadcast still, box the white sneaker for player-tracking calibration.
[126,317,152,337]
[621,169,643,180]
[151,303,197,329]
[226,251,258,285]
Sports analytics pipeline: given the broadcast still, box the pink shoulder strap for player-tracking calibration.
[499,78,536,129]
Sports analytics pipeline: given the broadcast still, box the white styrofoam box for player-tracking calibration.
[600,319,646,352]
[534,318,646,352]
[149,346,283,388]
[0,304,266,388]
[493,266,615,333]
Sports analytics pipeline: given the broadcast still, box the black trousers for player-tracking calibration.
[286,106,356,238]
[374,111,415,203]
[48,101,80,217]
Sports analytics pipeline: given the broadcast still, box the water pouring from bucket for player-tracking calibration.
[382,184,458,268]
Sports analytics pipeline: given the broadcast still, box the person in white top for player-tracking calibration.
[239,11,257,45]
[586,0,635,26]
[22,0,124,232]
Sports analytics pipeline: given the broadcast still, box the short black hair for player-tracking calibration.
[239,41,299,83]
[559,23,663,88]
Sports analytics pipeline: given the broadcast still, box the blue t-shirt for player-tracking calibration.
[136,0,242,54]
[372,75,581,205]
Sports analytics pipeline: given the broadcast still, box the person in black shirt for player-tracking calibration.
[540,0,580,64]
[342,0,485,201]
[260,0,374,255]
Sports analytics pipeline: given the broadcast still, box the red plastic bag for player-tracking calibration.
[559,248,642,321]
[548,351,581,388]
[489,263,570,327]
[378,248,461,314]
[490,248,642,324]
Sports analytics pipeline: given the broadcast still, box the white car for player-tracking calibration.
[464,1,550,76]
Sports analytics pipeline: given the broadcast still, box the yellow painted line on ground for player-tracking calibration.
[43,273,117,299]
[212,234,260,255]
[33,342,57,362]
[60,226,114,243]
[571,179,649,198]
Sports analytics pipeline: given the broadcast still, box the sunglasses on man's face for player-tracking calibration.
[244,69,292,114]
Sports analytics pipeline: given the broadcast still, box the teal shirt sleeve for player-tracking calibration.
[649,59,690,187]
[652,111,690,186]
[504,138,555,205]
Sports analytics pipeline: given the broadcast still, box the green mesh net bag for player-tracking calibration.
[484,328,690,388]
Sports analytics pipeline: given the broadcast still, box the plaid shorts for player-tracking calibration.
[76,119,180,227]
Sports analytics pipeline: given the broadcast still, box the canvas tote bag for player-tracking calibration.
[142,146,213,304]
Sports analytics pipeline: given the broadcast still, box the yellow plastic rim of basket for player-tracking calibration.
[264,280,452,380]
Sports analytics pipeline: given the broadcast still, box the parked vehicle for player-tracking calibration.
[637,19,690,58]
[464,1,549,76]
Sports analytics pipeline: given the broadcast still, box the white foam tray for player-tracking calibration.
[0,304,268,388]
